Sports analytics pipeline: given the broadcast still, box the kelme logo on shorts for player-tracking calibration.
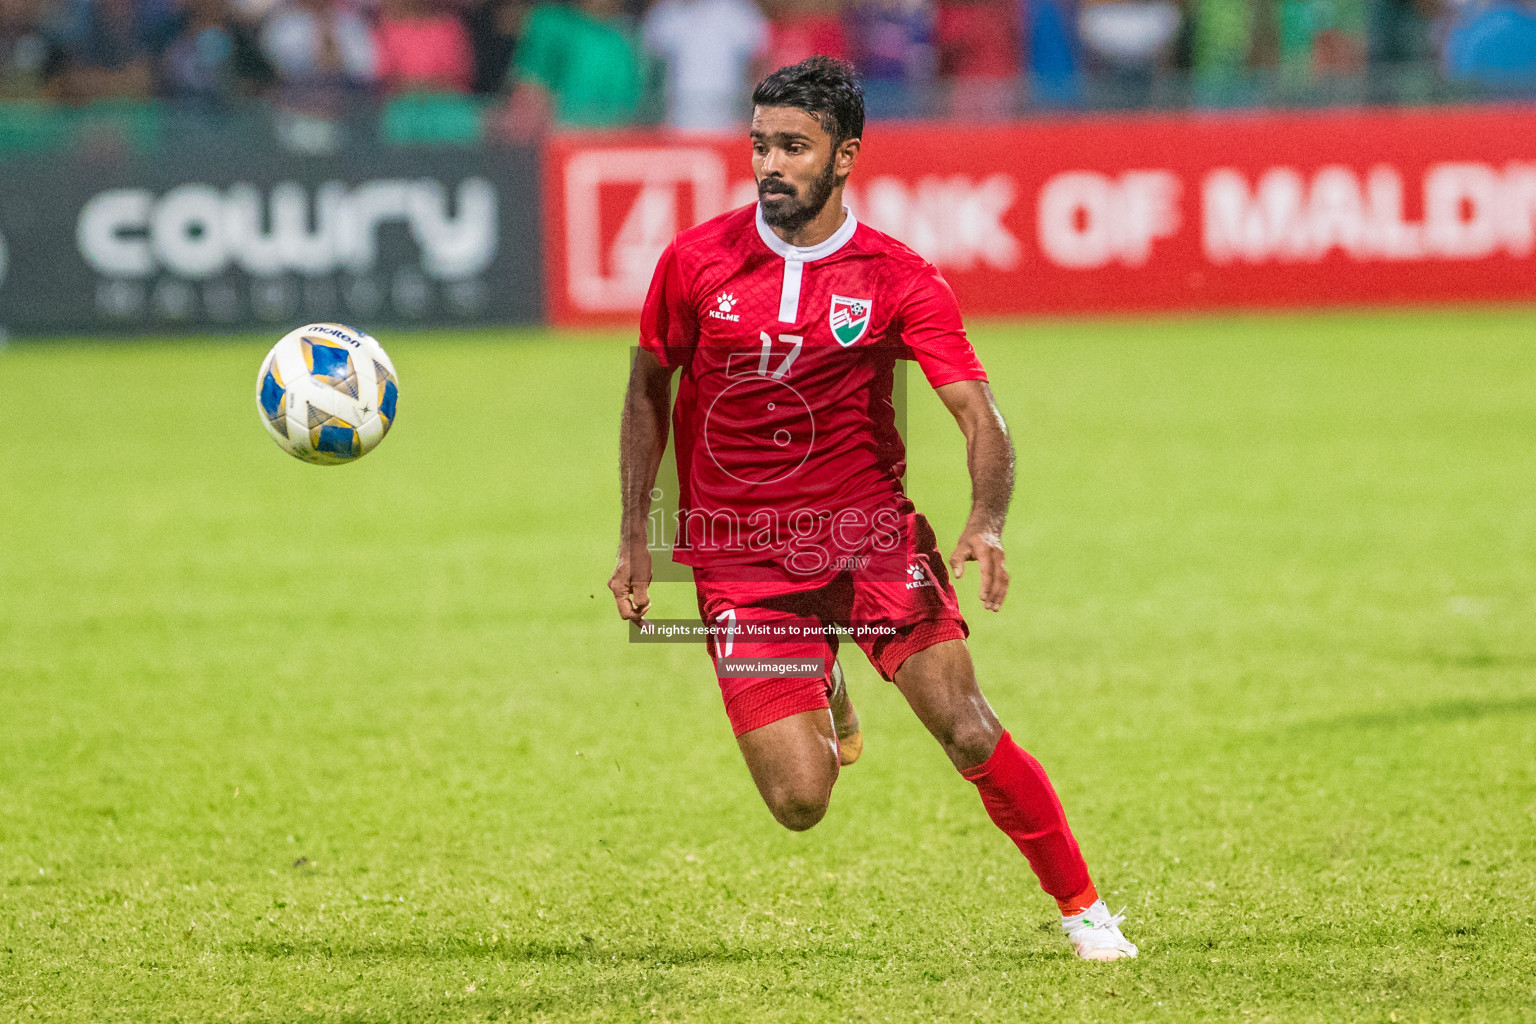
[830,295,872,347]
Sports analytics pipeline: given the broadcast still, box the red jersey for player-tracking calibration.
[640,203,986,575]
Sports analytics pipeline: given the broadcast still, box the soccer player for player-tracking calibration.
[608,57,1137,960]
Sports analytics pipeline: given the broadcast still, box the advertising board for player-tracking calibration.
[543,107,1536,325]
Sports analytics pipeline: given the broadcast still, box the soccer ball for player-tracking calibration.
[256,323,399,465]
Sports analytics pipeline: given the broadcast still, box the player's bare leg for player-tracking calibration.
[828,659,862,766]
[889,639,1002,770]
[736,707,840,831]
[893,638,1138,959]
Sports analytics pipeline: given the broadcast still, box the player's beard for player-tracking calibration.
[758,156,840,233]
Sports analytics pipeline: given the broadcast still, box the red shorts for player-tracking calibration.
[693,513,968,736]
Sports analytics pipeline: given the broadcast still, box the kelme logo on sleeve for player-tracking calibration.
[829,295,872,347]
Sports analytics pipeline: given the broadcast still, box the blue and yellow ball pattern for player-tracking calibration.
[258,357,289,439]
[255,324,399,466]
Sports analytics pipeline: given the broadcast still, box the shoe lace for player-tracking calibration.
[1073,906,1128,935]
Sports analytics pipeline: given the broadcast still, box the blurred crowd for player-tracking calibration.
[2,0,1535,129]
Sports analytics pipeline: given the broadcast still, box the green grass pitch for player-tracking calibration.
[1,308,1534,1022]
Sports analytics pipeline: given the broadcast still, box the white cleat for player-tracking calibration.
[1062,900,1139,961]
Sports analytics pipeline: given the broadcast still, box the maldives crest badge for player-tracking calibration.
[829,295,872,347]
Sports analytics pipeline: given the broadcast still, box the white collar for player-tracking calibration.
[755,203,858,262]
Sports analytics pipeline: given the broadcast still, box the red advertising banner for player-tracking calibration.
[542,106,1536,326]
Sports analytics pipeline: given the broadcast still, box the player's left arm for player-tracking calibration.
[935,380,1014,612]
[895,261,1014,612]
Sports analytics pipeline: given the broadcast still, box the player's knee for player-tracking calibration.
[766,790,830,831]
[940,717,1003,771]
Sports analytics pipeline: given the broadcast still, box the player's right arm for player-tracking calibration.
[609,242,692,622]
[611,348,673,621]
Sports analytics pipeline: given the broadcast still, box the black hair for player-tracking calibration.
[751,57,865,148]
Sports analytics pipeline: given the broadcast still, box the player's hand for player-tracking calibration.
[949,529,1009,612]
[608,540,653,622]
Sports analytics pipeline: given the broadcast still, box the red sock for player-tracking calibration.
[1056,880,1098,917]
[960,731,1092,905]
